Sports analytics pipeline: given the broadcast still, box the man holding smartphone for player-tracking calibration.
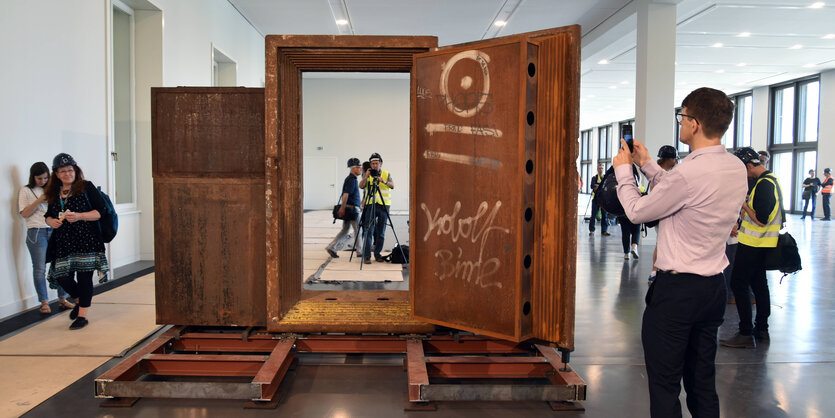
[612,87,748,417]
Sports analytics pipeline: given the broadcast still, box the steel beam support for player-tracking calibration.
[405,339,429,404]
[101,381,258,399]
[252,338,295,401]
[96,326,185,398]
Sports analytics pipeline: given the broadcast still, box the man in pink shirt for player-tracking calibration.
[613,87,748,418]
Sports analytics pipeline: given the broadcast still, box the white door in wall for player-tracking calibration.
[303,157,338,210]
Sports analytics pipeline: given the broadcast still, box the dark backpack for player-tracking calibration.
[382,245,409,264]
[85,186,118,243]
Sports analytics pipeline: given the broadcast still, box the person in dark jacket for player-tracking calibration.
[589,164,610,236]
[800,169,821,220]
[44,153,109,330]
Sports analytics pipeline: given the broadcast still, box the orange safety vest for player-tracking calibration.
[823,175,833,194]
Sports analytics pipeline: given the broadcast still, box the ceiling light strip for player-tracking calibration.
[481,0,524,39]
[327,0,355,35]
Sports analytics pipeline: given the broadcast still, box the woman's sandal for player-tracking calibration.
[39,302,51,314]
[58,298,76,310]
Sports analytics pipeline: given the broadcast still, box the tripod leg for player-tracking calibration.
[359,192,378,270]
[374,184,406,262]
[348,216,361,262]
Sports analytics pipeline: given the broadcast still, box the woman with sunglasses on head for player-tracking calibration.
[44,153,109,330]
[18,162,75,314]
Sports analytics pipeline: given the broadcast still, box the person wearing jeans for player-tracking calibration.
[18,162,74,314]
[800,169,820,220]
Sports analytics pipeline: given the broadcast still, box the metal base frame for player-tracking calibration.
[95,327,586,410]
[405,338,586,408]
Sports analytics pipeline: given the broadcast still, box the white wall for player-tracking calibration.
[0,0,264,319]
[302,76,411,212]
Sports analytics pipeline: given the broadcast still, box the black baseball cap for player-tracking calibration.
[347,157,360,168]
[657,145,678,159]
[52,153,77,171]
[369,153,383,162]
[733,147,761,166]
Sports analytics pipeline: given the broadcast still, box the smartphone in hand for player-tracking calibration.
[621,124,634,152]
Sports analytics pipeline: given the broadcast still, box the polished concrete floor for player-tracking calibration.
[24,210,835,417]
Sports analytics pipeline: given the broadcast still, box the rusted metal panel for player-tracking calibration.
[528,29,581,351]
[264,36,437,332]
[411,39,537,341]
[152,88,266,327]
[411,27,580,349]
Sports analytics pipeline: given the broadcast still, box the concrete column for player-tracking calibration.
[634,0,677,157]
[750,86,770,157]
[817,69,835,218]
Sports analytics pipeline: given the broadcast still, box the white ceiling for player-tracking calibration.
[229,0,835,128]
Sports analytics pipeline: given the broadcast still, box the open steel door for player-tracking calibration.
[411,27,580,348]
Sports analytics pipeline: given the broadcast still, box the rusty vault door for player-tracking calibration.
[411,27,580,348]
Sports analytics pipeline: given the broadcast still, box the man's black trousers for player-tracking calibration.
[729,244,771,335]
[642,271,725,418]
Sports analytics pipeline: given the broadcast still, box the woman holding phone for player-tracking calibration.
[44,153,109,330]
[18,162,75,314]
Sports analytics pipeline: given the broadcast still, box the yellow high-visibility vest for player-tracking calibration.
[738,174,781,248]
[364,170,392,206]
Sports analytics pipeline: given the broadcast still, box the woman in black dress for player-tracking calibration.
[44,153,109,330]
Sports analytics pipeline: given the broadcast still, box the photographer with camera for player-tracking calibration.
[326,158,362,259]
[613,87,748,417]
[358,152,394,263]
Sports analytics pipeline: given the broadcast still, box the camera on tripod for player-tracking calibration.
[369,168,381,178]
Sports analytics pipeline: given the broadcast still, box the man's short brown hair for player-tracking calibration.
[681,87,734,139]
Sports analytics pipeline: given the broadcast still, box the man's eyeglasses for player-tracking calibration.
[676,113,699,125]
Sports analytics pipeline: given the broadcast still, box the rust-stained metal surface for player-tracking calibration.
[411,40,537,341]
[411,26,580,349]
[264,35,437,331]
[152,87,266,326]
[528,28,581,350]
[271,290,434,334]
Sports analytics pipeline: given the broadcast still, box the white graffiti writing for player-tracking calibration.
[417,85,432,100]
[421,201,510,288]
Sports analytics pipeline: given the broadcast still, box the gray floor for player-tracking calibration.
[25,213,834,417]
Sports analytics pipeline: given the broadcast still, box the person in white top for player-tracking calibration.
[18,162,75,314]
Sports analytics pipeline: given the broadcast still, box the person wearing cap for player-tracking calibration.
[358,152,394,263]
[646,145,679,283]
[612,87,747,417]
[656,145,678,171]
[43,153,109,330]
[326,158,362,258]
[720,147,783,349]
[821,168,832,221]
[758,150,769,168]
[800,169,821,220]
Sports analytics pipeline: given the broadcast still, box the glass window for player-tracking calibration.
[721,112,735,149]
[794,151,817,211]
[736,95,752,148]
[773,86,795,145]
[580,130,592,160]
[581,163,591,194]
[580,130,592,194]
[113,4,134,205]
[598,126,612,161]
[798,81,819,143]
[768,76,819,213]
[771,152,793,212]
